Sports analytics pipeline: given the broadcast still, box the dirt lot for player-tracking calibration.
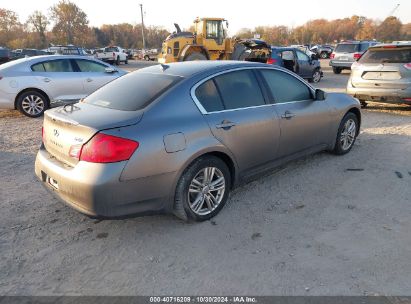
[0,60,411,296]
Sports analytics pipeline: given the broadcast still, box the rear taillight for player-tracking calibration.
[353,53,362,60]
[330,53,335,59]
[73,133,139,163]
[267,58,277,64]
[403,98,411,102]
[404,63,411,70]
[42,127,45,143]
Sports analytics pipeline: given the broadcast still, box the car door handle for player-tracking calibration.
[86,78,93,82]
[43,78,51,83]
[281,111,296,119]
[215,120,236,130]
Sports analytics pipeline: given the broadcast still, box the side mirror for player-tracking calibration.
[105,67,117,73]
[315,89,326,101]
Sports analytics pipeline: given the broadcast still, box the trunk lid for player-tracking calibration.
[43,103,143,166]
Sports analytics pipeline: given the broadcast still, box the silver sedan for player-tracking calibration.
[0,55,126,117]
[35,61,361,221]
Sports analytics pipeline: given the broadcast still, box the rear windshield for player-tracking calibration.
[359,48,411,64]
[84,72,182,111]
[335,44,359,53]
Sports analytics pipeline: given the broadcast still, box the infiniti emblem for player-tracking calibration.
[53,129,59,137]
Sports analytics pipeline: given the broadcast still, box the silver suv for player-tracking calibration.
[330,41,379,74]
[347,43,411,107]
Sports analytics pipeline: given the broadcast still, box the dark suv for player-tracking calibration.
[267,47,323,83]
[329,41,379,74]
[0,48,11,64]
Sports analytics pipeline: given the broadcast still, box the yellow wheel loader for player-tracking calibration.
[158,17,271,64]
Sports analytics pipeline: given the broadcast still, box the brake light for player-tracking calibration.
[76,133,139,163]
[353,53,362,60]
[42,127,45,143]
[330,53,335,59]
[383,45,397,48]
[267,58,277,64]
[404,63,411,70]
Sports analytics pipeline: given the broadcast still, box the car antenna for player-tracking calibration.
[160,63,170,72]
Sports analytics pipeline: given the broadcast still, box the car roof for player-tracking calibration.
[370,42,411,49]
[137,61,268,78]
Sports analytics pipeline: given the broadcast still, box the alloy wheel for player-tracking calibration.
[187,167,226,216]
[340,119,356,151]
[21,95,45,116]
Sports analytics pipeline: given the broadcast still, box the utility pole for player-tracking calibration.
[139,3,146,50]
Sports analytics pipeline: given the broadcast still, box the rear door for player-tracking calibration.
[73,59,119,96]
[259,69,333,157]
[31,59,85,102]
[194,69,281,174]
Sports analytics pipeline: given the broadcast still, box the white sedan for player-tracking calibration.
[0,55,126,117]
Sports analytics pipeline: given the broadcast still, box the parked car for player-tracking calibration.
[267,47,323,83]
[95,46,128,65]
[0,55,126,117]
[35,61,361,221]
[329,41,379,74]
[347,43,411,107]
[290,45,316,58]
[0,48,12,64]
[310,44,334,59]
[12,48,52,60]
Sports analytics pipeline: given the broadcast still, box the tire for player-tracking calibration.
[124,59,128,64]
[184,52,207,61]
[309,69,322,83]
[144,55,150,61]
[320,52,328,59]
[116,56,120,65]
[333,67,342,74]
[333,112,359,155]
[16,90,49,118]
[174,156,231,222]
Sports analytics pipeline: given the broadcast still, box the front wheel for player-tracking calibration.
[174,156,231,222]
[16,90,48,118]
[333,112,359,155]
[309,69,322,83]
[184,52,207,61]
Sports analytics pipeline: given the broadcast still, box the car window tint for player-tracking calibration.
[261,69,312,103]
[281,51,294,60]
[31,63,45,72]
[214,70,265,110]
[84,72,181,111]
[42,59,73,72]
[359,48,411,63]
[195,79,224,112]
[75,59,107,72]
[296,50,309,61]
[335,44,359,53]
[359,43,369,52]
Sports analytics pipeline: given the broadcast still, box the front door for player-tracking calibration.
[259,68,333,158]
[295,50,312,78]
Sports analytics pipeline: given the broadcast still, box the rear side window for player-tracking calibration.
[359,43,370,52]
[195,80,225,112]
[84,72,181,111]
[359,48,411,63]
[261,69,312,103]
[213,70,265,110]
[32,59,74,72]
[335,44,359,53]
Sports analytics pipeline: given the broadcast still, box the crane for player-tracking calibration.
[387,3,400,18]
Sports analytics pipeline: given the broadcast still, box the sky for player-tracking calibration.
[3,0,411,34]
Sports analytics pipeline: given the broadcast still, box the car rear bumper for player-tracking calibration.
[329,61,354,68]
[35,146,175,217]
[347,83,411,104]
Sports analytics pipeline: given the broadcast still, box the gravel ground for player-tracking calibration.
[0,60,411,296]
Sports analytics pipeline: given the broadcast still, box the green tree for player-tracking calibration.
[49,0,89,45]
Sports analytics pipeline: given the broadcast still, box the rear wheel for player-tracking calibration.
[144,55,150,61]
[116,56,120,65]
[184,52,207,61]
[333,67,342,74]
[16,90,48,118]
[174,156,231,222]
[333,112,359,155]
[124,59,128,64]
[320,52,328,59]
